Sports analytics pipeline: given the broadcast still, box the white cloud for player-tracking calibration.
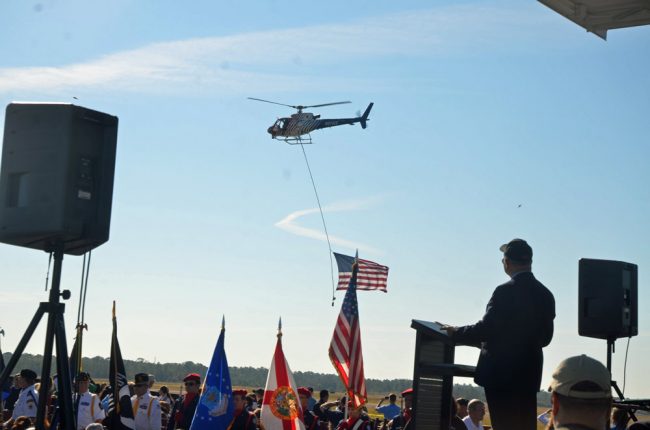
[275,197,383,254]
[0,4,560,96]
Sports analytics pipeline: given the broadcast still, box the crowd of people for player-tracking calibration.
[1,353,650,430]
[1,369,418,430]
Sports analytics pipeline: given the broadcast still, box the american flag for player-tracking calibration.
[328,258,367,407]
[334,252,389,292]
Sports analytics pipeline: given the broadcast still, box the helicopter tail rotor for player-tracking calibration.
[360,102,373,129]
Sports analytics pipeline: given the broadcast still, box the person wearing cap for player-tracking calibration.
[376,393,400,421]
[336,402,371,430]
[75,372,105,430]
[8,369,38,421]
[443,238,556,430]
[297,387,320,430]
[228,389,257,430]
[168,373,201,430]
[548,355,612,430]
[131,373,161,430]
[388,389,413,430]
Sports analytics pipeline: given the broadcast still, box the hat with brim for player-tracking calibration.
[548,355,612,399]
[134,373,149,386]
[76,372,90,382]
[20,369,37,380]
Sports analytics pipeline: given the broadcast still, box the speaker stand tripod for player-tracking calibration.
[606,337,650,423]
[0,246,75,430]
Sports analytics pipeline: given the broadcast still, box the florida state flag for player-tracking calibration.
[260,319,305,430]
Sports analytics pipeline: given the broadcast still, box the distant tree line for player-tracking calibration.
[1,353,550,405]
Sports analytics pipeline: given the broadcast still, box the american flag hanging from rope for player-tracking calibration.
[328,257,367,407]
[334,252,389,292]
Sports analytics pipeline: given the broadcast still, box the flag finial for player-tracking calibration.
[112,300,116,319]
[221,315,225,330]
[277,317,282,338]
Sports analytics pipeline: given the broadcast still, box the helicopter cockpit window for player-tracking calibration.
[275,119,286,130]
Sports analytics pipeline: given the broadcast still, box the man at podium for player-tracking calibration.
[443,239,556,430]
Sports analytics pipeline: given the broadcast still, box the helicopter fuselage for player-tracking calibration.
[267,103,373,141]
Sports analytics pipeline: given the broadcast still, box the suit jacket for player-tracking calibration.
[454,272,555,391]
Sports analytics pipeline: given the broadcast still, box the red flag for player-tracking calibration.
[261,321,305,430]
[328,258,367,407]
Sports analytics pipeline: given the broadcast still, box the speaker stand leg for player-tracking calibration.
[54,311,75,430]
[607,338,638,422]
[33,248,74,430]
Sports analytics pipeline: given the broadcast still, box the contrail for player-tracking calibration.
[275,198,382,255]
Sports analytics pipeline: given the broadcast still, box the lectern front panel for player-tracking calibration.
[414,376,443,430]
[418,336,445,365]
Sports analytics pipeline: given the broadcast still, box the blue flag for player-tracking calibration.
[190,319,234,430]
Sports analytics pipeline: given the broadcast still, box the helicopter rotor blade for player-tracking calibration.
[303,101,352,109]
[247,97,298,109]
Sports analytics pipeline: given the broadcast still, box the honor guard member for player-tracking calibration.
[132,373,162,430]
[336,402,371,430]
[229,389,257,430]
[168,373,201,430]
[298,387,320,430]
[11,369,39,421]
[75,372,105,430]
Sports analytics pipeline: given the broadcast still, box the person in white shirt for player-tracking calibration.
[462,399,485,430]
[9,369,39,421]
[131,373,161,430]
[75,372,105,430]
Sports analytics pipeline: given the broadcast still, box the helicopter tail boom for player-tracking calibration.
[360,103,373,129]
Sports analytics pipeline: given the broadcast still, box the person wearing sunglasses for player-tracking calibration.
[167,373,201,430]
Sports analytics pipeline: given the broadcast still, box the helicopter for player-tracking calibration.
[248,97,374,144]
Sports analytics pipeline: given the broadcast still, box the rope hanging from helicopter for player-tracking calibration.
[248,97,373,306]
[298,142,338,306]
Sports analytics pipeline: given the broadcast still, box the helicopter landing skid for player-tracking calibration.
[281,134,313,145]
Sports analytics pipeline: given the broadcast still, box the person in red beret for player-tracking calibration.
[298,387,320,430]
[388,389,413,430]
[228,389,257,430]
[336,402,371,430]
[167,373,201,430]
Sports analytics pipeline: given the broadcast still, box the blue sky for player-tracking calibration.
[1,1,649,398]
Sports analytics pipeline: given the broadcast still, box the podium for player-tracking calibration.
[411,320,476,430]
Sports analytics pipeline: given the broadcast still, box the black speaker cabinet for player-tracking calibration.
[0,103,118,255]
[579,258,638,340]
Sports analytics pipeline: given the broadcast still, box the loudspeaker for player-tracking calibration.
[0,103,118,255]
[579,258,638,340]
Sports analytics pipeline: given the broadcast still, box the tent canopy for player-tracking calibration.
[538,0,650,39]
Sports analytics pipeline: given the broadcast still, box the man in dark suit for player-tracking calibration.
[444,239,555,430]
